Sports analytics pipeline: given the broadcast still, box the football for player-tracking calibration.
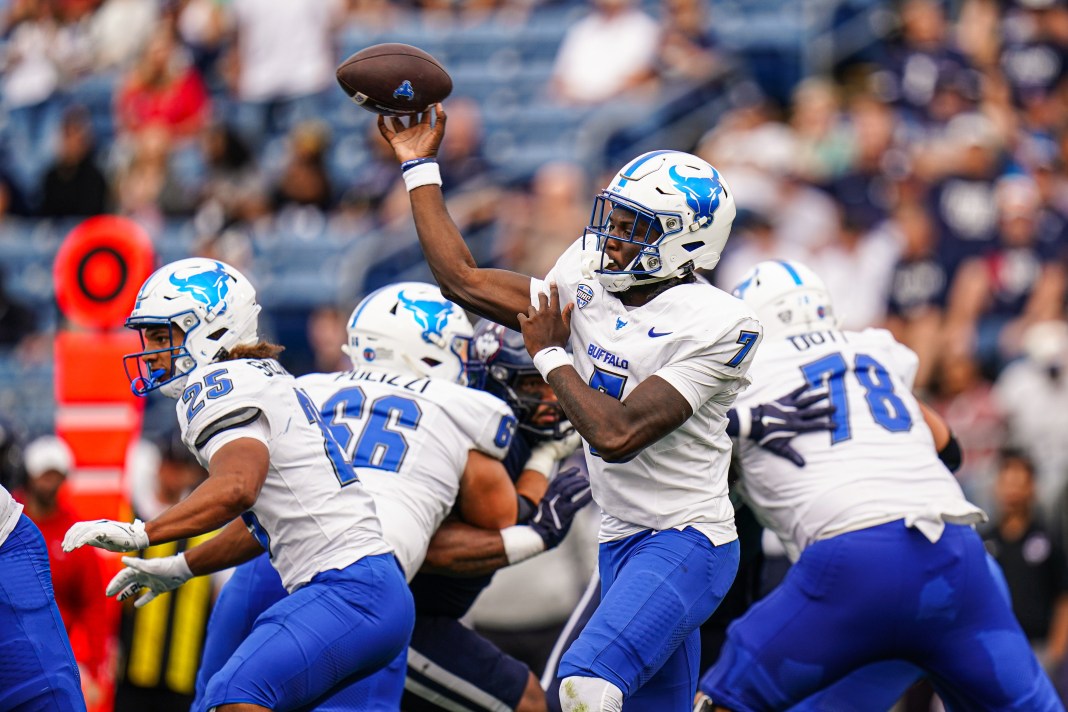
[336,43,453,116]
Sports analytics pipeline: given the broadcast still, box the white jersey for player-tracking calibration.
[297,367,515,580]
[533,238,762,544]
[735,328,985,560]
[0,483,23,548]
[176,358,391,592]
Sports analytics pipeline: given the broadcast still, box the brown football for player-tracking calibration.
[336,43,453,116]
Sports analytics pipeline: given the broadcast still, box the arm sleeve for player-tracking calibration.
[453,390,516,460]
[200,412,270,463]
[654,316,763,413]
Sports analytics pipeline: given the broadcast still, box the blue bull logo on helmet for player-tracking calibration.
[668,166,721,224]
[398,291,453,342]
[167,261,233,315]
[393,80,415,101]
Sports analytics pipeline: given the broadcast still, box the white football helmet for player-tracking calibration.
[343,282,473,385]
[583,150,737,292]
[124,258,261,398]
[732,260,837,339]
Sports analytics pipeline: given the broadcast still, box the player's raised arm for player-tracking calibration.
[378,105,532,329]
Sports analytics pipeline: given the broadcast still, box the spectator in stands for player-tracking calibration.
[498,160,592,278]
[87,0,159,71]
[39,105,109,217]
[919,112,1010,277]
[994,320,1068,512]
[789,77,851,184]
[930,347,1004,512]
[983,449,1068,688]
[2,0,67,203]
[655,0,727,85]
[825,91,901,232]
[0,268,38,351]
[271,119,334,213]
[711,207,807,292]
[1000,0,1068,134]
[808,209,899,330]
[194,121,265,230]
[871,0,979,126]
[944,174,1067,376]
[548,0,659,105]
[438,98,492,194]
[306,305,349,375]
[884,201,948,393]
[115,24,211,140]
[15,435,115,710]
[115,436,212,712]
[224,0,344,145]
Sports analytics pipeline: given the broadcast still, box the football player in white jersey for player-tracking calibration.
[695,260,1061,711]
[380,108,760,711]
[180,284,589,712]
[62,258,415,712]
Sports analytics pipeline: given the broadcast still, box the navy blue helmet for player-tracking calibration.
[468,321,569,441]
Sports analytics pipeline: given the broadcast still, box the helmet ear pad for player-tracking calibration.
[583,151,736,292]
[343,282,473,385]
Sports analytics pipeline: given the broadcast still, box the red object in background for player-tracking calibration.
[53,215,156,712]
[54,215,156,331]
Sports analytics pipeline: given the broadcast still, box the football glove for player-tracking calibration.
[106,554,193,608]
[530,466,593,549]
[743,384,836,467]
[62,519,150,553]
[524,429,583,478]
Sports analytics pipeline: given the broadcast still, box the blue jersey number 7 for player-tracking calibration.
[727,330,760,368]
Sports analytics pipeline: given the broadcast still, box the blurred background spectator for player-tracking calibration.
[983,449,1068,691]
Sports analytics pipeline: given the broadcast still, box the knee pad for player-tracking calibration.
[559,676,623,712]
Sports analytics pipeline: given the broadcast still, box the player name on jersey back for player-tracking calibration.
[735,328,984,559]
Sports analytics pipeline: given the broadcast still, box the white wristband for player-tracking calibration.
[736,407,752,440]
[523,447,559,479]
[500,525,546,565]
[532,346,572,380]
[403,161,442,192]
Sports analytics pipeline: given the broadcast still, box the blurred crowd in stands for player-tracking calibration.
[2,0,1068,708]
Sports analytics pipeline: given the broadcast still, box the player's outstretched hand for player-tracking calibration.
[530,466,592,549]
[748,384,836,467]
[62,518,150,553]
[377,103,446,163]
[518,282,573,356]
[106,554,193,608]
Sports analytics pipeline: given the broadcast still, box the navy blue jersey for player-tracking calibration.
[409,432,533,618]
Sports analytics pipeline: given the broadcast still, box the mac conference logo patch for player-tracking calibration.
[577,283,594,309]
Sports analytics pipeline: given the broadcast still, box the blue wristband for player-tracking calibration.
[401,157,437,173]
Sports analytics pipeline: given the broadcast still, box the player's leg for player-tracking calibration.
[202,553,414,710]
[404,614,541,712]
[789,661,923,712]
[905,525,1062,711]
[698,525,912,710]
[193,552,286,712]
[542,571,600,712]
[0,514,85,711]
[559,528,739,712]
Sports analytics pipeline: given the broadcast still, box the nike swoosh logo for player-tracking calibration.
[648,328,672,338]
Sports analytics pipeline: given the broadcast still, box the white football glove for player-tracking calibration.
[106,554,193,608]
[523,430,583,478]
[62,519,150,553]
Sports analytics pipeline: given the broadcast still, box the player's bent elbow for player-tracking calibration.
[593,435,646,463]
